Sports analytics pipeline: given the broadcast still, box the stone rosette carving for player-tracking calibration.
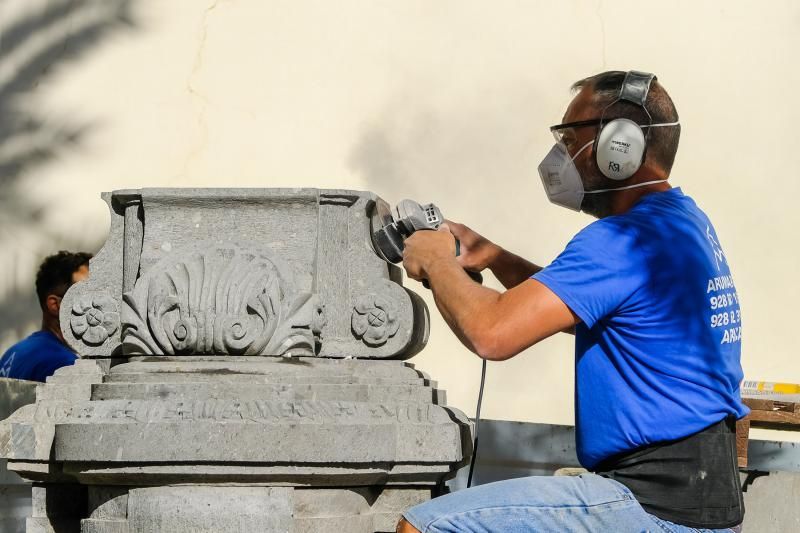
[121,246,321,356]
[351,294,400,346]
[70,293,120,346]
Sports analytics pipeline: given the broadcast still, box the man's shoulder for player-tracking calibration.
[2,332,44,357]
[628,186,702,221]
[570,215,643,253]
[0,332,76,381]
[576,188,699,243]
[1,332,75,363]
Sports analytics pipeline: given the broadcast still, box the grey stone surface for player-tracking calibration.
[5,414,56,462]
[24,483,87,533]
[86,487,127,521]
[0,484,32,533]
[0,375,37,533]
[1,188,471,532]
[0,378,38,417]
[127,486,294,532]
[36,361,105,404]
[742,471,800,532]
[91,381,438,404]
[48,400,462,464]
[82,485,430,533]
[31,483,87,520]
[108,356,429,381]
[80,519,128,533]
[60,462,453,487]
[292,487,430,533]
[26,517,79,533]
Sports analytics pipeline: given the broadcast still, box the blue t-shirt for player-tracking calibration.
[0,331,78,382]
[533,187,748,470]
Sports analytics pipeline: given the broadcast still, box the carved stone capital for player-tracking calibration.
[60,189,429,359]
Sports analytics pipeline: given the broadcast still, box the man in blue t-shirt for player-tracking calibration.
[397,71,746,532]
[0,251,92,382]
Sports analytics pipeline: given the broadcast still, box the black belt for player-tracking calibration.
[594,417,744,529]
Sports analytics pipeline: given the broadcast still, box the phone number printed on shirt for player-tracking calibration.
[707,277,742,345]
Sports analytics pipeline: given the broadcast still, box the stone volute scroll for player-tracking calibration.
[1,188,469,533]
[59,191,133,357]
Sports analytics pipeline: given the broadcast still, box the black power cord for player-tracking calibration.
[466,358,487,488]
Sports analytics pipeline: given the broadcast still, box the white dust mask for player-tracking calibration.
[537,140,668,212]
[537,140,594,211]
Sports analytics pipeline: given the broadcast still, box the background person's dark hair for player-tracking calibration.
[35,251,92,310]
[572,71,681,175]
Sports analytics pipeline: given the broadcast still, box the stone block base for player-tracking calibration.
[75,485,428,533]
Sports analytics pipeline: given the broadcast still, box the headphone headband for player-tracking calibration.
[619,71,656,108]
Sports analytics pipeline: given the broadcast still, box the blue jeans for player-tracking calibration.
[403,474,739,532]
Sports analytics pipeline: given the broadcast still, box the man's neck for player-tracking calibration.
[41,317,66,344]
[609,181,671,216]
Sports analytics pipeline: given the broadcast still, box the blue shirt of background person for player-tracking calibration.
[533,187,748,469]
[0,331,78,383]
[0,250,92,383]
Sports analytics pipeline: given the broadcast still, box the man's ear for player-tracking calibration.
[45,295,62,317]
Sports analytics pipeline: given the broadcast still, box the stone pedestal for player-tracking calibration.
[0,189,471,532]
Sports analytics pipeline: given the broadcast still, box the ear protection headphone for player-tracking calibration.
[594,70,656,181]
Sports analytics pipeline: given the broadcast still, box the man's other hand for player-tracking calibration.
[445,221,500,272]
[402,227,457,282]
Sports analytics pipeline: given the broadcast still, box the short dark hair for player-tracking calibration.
[35,251,92,309]
[572,71,681,174]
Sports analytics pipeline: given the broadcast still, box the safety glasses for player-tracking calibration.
[549,118,673,143]
[549,119,605,143]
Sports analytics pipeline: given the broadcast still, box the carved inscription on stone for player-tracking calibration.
[121,246,321,356]
[33,400,436,424]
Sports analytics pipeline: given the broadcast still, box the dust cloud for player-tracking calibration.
[348,82,563,253]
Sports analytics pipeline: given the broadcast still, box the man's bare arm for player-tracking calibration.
[428,262,578,359]
[444,222,574,334]
[402,230,579,360]
[446,221,541,289]
[487,248,543,289]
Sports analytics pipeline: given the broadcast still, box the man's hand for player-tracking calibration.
[444,221,501,273]
[446,220,543,289]
[402,227,457,282]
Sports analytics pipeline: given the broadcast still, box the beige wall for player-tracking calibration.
[1,0,798,441]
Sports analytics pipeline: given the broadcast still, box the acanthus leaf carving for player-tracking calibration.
[121,246,321,356]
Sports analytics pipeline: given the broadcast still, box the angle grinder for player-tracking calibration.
[370,199,483,286]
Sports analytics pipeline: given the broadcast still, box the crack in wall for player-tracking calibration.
[179,0,225,181]
[596,0,607,69]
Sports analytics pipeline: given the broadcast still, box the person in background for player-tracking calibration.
[0,251,92,382]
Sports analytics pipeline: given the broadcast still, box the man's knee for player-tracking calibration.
[396,517,421,533]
